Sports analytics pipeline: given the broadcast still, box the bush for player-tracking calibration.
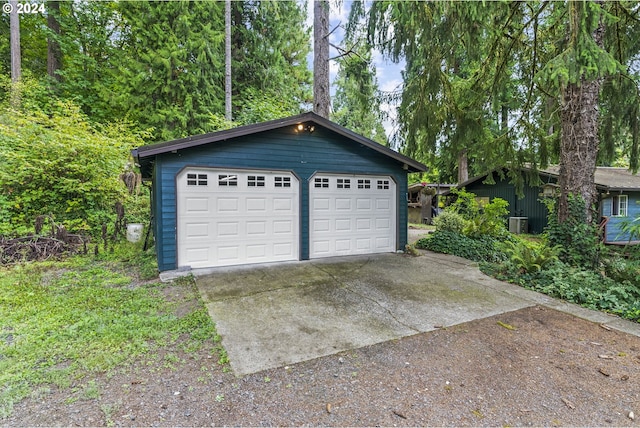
[600,255,640,286]
[544,195,601,269]
[0,80,149,237]
[445,188,509,238]
[432,211,467,234]
[415,230,506,263]
[500,240,560,273]
[464,197,510,238]
[483,258,640,323]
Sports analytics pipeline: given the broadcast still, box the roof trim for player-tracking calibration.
[456,166,640,192]
[132,111,427,172]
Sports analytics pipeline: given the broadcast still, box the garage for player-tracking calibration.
[132,112,426,272]
[177,168,299,268]
[309,173,396,258]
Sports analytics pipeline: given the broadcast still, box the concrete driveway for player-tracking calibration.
[194,250,640,376]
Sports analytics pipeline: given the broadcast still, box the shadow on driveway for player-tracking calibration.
[195,252,552,376]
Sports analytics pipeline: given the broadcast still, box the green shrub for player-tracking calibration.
[447,187,480,218]
[0,82,149,237]
[443,188,509,238]
[544,195,601,269]
[601,256,640,286]
[432,210,467,234]
[501,240,560,273]
[483,259,640,323]
[415,230,506,263]
[464,197,510,238]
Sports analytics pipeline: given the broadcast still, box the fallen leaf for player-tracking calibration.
[598,367,611,377]
[600,324,612,331]
[621,374,629,381]
[561,398,575,410]
[598,354,614,360]
[393,410,407,419]
[497,321,517,331]
[471,409,485,419]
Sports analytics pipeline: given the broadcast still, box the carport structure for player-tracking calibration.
[133,112,426,272]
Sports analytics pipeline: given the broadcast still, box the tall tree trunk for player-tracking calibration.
[9,0,21,107]
[457,148,468,184]
[224,0,232,121]
[557,14,605,224]
[47,0,61,81]
[313,0,330,118]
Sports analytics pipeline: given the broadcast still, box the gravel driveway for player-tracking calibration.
[5,248,640,427]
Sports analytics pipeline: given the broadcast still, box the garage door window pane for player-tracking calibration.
[357,179,371,189]
[219,174,238,186]
[377,180,389,190]
[275,176,291,188]
[314,178,329,188]
[248,176,265,187]
[337,178,351,189]
[187,173,208,186]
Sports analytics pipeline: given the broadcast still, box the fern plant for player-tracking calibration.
[502,240,561,273]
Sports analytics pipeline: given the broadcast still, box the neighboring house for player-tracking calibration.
[456,166,640,244]
[132,112,427,272]
[407,182,455,224]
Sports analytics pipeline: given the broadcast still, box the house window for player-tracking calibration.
[218,174,238,186]
[275,176,291,188]
[314,178,329,188]
[337,178,351,189]
[357,179,371,189]
[248,175,265,187]
[377,180,389,190]
[612,195,628,217]
[187,173,207,186]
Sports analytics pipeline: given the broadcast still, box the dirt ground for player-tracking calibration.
[4,296,640,427]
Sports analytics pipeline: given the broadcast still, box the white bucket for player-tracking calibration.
[126,223,144,243]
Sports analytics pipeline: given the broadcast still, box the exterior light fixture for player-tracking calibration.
[294,123,315,133]
[541,183,559,198]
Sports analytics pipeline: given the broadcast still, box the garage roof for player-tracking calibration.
[132,112,427,174]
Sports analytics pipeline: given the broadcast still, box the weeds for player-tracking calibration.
[0,242,221,418]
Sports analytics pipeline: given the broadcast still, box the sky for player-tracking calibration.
[304,0,405,143]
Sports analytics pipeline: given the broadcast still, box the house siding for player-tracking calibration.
[601,192,640,243]
[152,127,408,271]
[464,174,551,234]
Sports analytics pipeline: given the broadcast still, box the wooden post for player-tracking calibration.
[420,193,432,225]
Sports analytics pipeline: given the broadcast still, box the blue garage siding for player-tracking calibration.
[152,127,409,271]
[601,192,640,243]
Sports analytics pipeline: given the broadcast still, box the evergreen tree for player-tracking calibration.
[333,5,387,145]
[116,1,225,141]
[358,1,640,223]
[231,0,312,122]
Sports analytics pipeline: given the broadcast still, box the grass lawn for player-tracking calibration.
[0,243,220,418]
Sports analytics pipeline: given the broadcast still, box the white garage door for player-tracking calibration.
[177,168,299,268]
[309,174,396,258]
